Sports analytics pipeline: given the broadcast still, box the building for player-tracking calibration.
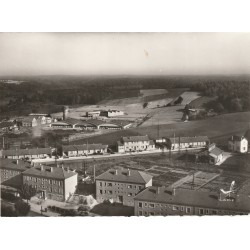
[117,135,155,153]
[0,121,18,132]
[86,119,124,130]
[21,117,38,127]
[62,143,108,157]
[86,111,101,118]
[109,120,132,129]
[29,113,52,124]
[96,169,153,206]
[50,121,73,129]
[22,165,78,201]
[168,136,209,150]
[228,135,248,153]
[208,143,224,164]
[100,110,124,117]
[134,186,250,216]
[1,147,52,160]
[0,158,30,187]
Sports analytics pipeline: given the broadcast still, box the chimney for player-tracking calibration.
[50,167,53,172]
[57,164,60,168]
[157,187,160,194]
[115,170,118,175]
[172,188,176,196]
[16,159,19,165]
[127,170,130,176]
[40,165,44,171]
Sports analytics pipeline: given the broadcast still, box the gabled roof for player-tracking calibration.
[122,135,150,143]
[169,136,209,144]
[134,186,250,213]
[209,147,223,158]
[96,169,153,184]
[0,158,31,171]
[22,117,36,123]
[63,143,108,152]
[23,165,77,180]
[229,135,247,142]
[2,147,52,156]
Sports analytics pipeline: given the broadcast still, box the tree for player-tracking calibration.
[14,200,30,216]
[1,204,18,217]
[19,184,37,203]
[143,102,148,109]
[231,98,242,112]
[215,102,224,113]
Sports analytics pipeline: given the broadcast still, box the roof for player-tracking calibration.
[87,119,106,127]
[0,158,31,171]
[23,165,77,180]
[2,147,52,156]
[122,135,150,143]
[110,120,132,128]
[209,147,223,158]
[134,186,250,213]
[96,169,153,184]
[229,135,247,142]
[63,143,108,152]
[21,117,36,123]
[169,136,209,144]
[51,121,72,126]
[29,113,48,117]
[0,121,15,129]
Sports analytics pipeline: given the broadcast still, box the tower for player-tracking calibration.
[62,106,69,120]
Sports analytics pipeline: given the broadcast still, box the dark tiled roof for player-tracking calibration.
[0,158,31,171]
[134,186,250,212]
[228,135,246,142]
[0,121,15,129]
[23,165,77,180]
[63,143,108,152]
[122,135,150,143]
[2,148,52,156]
[169,136,209,144]
[96,169,153,184]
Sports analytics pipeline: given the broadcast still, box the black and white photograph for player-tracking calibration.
[0,32,250,217]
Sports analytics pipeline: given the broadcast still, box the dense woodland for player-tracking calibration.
[0,75,250,118]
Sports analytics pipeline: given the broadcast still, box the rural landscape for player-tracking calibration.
[1,33,250,217]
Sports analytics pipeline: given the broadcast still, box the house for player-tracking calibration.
[21,117,38,127]
[0,158,31,188]
[50,121,73,129]
[0,121,18,132]
[134,186,250,216]
[62,143,108,157]
[86,119,123,130]
[95,169,153,206]
[208,143,224,164]
[1,147,52,160]
[86,111,101,118]
[22,165,78,201]
[117,135,155,153]
[228,135,248,153]
[100,110,124,117]
[168,136,209,150]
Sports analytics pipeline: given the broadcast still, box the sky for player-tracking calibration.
[0,33,250,76]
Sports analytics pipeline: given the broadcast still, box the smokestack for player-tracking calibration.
[40,165,44,171]
[172,188,176,196]
[50,167,53,172]
[127,170,130,176]
[157,187,160,194]
[115,170,118,175]
[16,159,19,165]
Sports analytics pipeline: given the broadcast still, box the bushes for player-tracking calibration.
[1,192,20,202]
[47,205,79,216]
[1,204,18,217]
[14,200,30,216]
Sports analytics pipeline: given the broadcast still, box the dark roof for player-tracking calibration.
[134,186,250,213]
[122,135,150,143]
[87,119,106,127]
[0,121,15,129]
[96,169,153,184]
[2,148,52,156]
[209,147,223,158]
[228,135,247,142]
[23,165,77,180]
[63,143,108,152]
[169,136,209,144]
[0,158,31,171]
[110,120,132,127]
[21,117,36,123]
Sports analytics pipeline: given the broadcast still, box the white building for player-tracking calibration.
[168,136,209,150]
[117,135,155,153]
[228,135,248,153]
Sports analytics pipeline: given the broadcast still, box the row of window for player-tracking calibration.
[99,190,134,197]
[30,184,63,194]
[1,170,19,176]
[99,182,142,190]
[24,176,63,186]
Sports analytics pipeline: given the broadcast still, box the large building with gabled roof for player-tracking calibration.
[95,168,153,206]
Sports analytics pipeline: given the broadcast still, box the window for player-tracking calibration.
[144,203,148,207]
[138,186,142,190]
[149,212,155,216]
[53,180,56,184]
[199,208,204,215]
[107,182,112,187]
[212,210,218,215]
[139,211,143,216]
[128,193,133,197]
[128,185,132,189]
[186,207,191,213]
[173,205,179,211]
[100,190,103,194]
[139,202,143,208]
[144,211,148,216]
[205,209,209,215]
[149,203,155,208]
[181,206,185,212]
[99,182,102,187]
[108,191,112,195]
[49,180,52,184]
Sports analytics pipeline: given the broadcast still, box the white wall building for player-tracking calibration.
[228,135,248,153]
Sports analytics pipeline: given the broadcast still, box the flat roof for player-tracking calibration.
[96,169,153,184]
[134,186,250,213]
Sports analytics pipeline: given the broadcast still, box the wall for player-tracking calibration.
[64,174,78,201]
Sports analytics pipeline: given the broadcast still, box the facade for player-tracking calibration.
[0,158,30,187]
[50,121,73,129]
[228,135,248,153]
[21,117,38,127]
[96,169,153,206]
[168,136,209,150]
[22,165,78,201]
[208,143,224,164]
[117,135,155,153]
[1,147,52,160]
[101,110,124,117]
[62,143,108,157]
[86,111,101,118]
[134,186,250,216]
